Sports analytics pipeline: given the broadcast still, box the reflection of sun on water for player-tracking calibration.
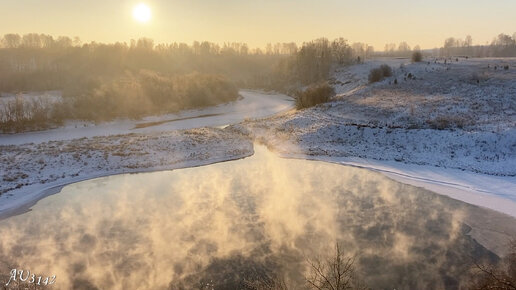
[133,3,151,23]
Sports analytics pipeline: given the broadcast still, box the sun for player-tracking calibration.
[133,3,151,23]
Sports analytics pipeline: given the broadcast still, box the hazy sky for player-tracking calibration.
[1,0,515,50]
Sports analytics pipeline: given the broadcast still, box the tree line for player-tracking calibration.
[379,33,516,58]
[0,33,370,132]
[0,33,371,93]
[440,33,516,57]
[0,34,294,93]
[382,42,422,57]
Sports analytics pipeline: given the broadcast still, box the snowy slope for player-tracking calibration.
[244,57,516,217]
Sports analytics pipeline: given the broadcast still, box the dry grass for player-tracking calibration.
[296,82,335,109]
[368,65,392,83]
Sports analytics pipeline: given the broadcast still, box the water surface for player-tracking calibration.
[0,146,505,289]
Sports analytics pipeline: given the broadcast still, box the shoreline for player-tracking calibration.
[2,146,515,220]
[1,144,515,257]
[0,152,254,221]
[279,152,516,219]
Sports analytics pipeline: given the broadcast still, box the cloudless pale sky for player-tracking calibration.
[1,0,515,50]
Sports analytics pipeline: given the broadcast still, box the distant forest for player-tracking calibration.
[0,34,367,131]
[1,32,514,93]
[381,33,516,58]
[0,33,374,94]
[0,32,515,132]
[438,33,516,57]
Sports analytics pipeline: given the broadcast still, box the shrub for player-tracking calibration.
[295,82,334,109]
[368,68,384,83]
[380,64,393,77]
[412,51,423,62]
[368,64,392,83]
[426,115,469,130]
[0,97,64,133]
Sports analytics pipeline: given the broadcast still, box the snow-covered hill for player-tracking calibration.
[244,57,516,216]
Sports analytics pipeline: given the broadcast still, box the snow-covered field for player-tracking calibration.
[331,57,516,132]
[244,57,516,217]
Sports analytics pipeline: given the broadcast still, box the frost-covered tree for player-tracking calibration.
[331,38,352,64]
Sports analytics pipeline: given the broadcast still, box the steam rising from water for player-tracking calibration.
[0,146,496,289]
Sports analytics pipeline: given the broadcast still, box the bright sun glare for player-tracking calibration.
[133,3,151,23]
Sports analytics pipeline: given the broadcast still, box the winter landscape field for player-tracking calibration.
[1,1,516,289]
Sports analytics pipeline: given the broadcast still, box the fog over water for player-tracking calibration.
[0,146,502,289]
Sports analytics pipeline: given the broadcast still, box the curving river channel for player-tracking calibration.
[0,90,293,146]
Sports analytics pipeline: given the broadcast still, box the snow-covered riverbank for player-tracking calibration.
[0,90,292,218]
[0,127,253,218]
[243,57,516,217]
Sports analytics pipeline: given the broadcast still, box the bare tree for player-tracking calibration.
[493,33,515,46]
[365,46,374,59]
[465,35,473,47]
[398,41,411,53]
[306,243,367,290]
[2,33,21,48]
[22,33,42,48]
[444,37,457,48]
[384,43,396,55]
[244,274,291,290]
[332,38,352,64]
[136,37,154,50]
[351,42,366,60]
[469,239,516,290]
[56,36,73,48]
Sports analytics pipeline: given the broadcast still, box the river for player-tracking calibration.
[0,145,513,289]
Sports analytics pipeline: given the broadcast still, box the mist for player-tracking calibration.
[0,146,501,289]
